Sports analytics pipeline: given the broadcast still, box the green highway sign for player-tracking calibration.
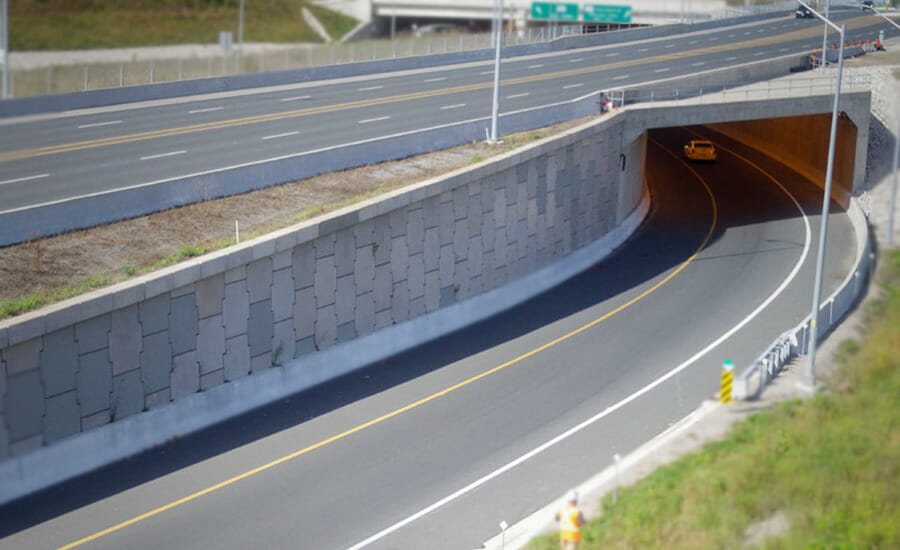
[530,2,580,21]
[583,4,633,23]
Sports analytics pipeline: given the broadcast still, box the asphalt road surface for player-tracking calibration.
[0,125,856,549]
[0,11,895,213]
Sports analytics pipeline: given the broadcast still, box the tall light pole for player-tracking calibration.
[863,5,900,31]
[797,0,845,390]
[1,0,8,100]
[488,0,504,144]
[820,0,830,69]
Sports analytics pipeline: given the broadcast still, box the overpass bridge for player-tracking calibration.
[0,10,896,550]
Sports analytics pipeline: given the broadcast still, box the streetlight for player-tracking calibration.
[796,0,845,391]
[488,0,504,144]
[820,0,830,69]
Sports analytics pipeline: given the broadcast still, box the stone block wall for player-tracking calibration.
[0,113,640,461]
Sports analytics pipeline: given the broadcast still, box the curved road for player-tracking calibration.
[0,125,856,549]
[0,11,896,213]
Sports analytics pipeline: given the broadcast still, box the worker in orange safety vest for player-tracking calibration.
[555,490,586,550]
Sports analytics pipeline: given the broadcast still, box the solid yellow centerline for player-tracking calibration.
[54,134,717,550]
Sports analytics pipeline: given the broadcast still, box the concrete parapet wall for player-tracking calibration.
[0,12,787,119]
[0,93,601,248]
[0,110,647,504]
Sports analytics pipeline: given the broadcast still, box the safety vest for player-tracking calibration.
[559,503,582,542]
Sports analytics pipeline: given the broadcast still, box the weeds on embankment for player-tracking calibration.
[530,250,900,549]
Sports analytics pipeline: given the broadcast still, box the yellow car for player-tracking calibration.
[683,140,717,162]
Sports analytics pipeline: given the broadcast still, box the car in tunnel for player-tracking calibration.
[683,140,718,162]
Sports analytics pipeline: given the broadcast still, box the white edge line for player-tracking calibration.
[0,94,602,216]
[188,107,223,114]
[0,173,50,186]
[344,133,813,550]
[77,120,122,129]
[262,131,300,140]
[358,116,391,124]
[140,150,186,161]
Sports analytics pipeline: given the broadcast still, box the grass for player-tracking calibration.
[529,251,900,549]
[0,276,112,319]
[9,0,357,50]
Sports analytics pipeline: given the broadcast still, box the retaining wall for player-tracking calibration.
[0,110,647,504]
[0,11,788,118]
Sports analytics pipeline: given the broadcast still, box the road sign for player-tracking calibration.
[530,2,579,21]
[584,4,633,23]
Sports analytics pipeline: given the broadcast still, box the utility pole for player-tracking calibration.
[238,0,244,72]
[820,0,830,68]
[796,0,845,390]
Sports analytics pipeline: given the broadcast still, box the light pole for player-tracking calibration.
[797,0,845,391]
[488,0,504,144]
[820,0,830,69]
[889,110,900,247]
[863,5,900,31]
[1,0,8,99]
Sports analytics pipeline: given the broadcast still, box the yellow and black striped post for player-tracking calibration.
[720,359,734,404]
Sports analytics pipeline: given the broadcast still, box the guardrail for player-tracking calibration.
[734,198,873,399]
[607,73,873,107]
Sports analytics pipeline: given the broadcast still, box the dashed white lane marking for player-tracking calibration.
[507,93,530,99]
[77,120,122,129]
[0,173,50,186]
[563,83,583,89]
[728,34,735,38]
[665,44,675,48]
[358,85,384,91]
[188,107,223,114]
[744,31,751,35]
[689,40,698,44]
[692,61,706,66]
[725,56,737,61]
[528,64,545,69]
[569,58,584,62]
[140,150,186,160]
[754,51,765,56]
[424,77,446,82]
[480,70,494,75]
[358,116,391,124]
[262,131,300,140]
[612,74,630,80]
[440,103,466,110]
[280,95,311,102]
[638,47,649,52]
[780,47,790,52]
[605,52,620,57]
[654,68,670,73]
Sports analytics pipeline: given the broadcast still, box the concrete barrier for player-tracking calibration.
[0,92,602,247]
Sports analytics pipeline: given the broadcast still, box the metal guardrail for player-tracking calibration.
[734,199,874,399]
[606,73,873,106]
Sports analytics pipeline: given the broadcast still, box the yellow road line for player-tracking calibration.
[2,15,881,164]
[54,134,717,550]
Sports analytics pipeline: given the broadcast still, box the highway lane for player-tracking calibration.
[0,126,857,549]
[1,12,897,211]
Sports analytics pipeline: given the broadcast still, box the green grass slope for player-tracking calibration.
[530,250,900,549]
[9,0,357,50]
